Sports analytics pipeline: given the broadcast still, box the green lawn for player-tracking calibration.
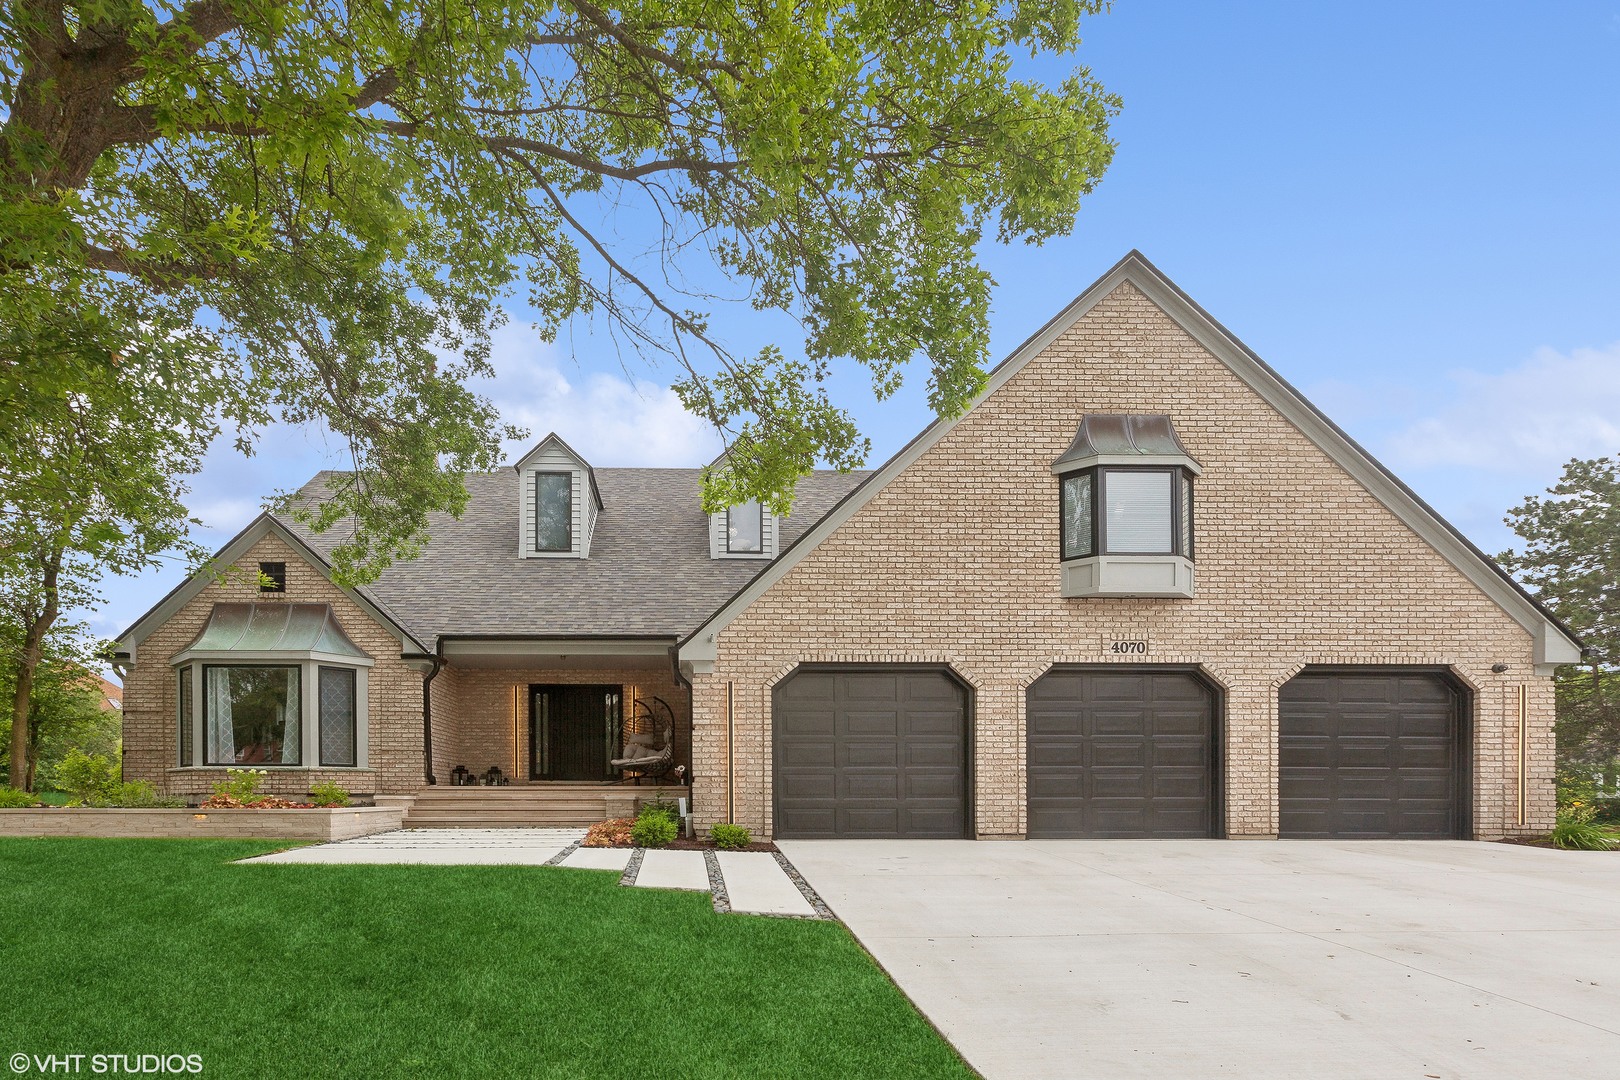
[0,839,973,1079]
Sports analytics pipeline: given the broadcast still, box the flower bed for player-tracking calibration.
[582,817,778,853]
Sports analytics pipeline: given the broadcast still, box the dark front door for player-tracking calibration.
[774,667,970,839]
[530,684,622,781]
[1026,668,1218,839]
[1279,670,1464,839]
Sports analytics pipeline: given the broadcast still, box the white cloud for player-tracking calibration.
[1383,342,1620,472]
[477,323,723,467]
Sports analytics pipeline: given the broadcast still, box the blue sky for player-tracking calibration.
[89,1,1620,647]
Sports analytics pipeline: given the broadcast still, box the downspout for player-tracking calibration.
[421,643,444,786]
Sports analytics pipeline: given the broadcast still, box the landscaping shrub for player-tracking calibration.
[55,748,120,805]
[630,813,677,848]
[0,787,39,808]
[213,769,267,802]
[85,782,184,809]
[308,781,351,808]
[709,823,752,850]
[583,817,635,847]
[638,793,679,823]
[1549,804,1619,850]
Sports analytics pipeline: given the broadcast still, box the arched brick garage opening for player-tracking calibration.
[773,666,971,839]
[1026,666,1221,839]
[1278,668,1470,839]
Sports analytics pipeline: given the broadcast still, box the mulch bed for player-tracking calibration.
[1495,835,1618,850]
[652,836,778,853]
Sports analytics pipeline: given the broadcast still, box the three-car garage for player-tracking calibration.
[771,664,1469,841]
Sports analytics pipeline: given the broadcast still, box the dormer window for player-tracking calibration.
[1052,415,1199,598]
[710,499,777,559]
[534,472,573,552]
[514,433,602,559]
[727,501,764,554]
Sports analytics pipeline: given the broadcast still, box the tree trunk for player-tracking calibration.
[7,551,60,792]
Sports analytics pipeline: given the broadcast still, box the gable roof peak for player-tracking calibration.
[512,431,604,510]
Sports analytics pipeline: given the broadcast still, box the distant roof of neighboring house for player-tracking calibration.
[97,676,121,711]
[276,467,868,644]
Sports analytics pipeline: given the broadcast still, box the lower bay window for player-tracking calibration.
[175,658,369,769]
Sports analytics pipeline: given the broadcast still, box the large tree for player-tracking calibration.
[2,0,1119,567]
[1500,456,1619,771]
[1,0,1118,783]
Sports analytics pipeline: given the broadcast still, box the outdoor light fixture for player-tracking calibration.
[1491,663,1509,674]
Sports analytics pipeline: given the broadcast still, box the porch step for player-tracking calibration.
[402,785,690,830]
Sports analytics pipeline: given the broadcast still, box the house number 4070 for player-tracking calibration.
[1108,640,1149,655]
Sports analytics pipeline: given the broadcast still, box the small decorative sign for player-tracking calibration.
[1104,637,1149,656]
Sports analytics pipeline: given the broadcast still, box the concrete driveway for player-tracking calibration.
[776,839,1620,1079]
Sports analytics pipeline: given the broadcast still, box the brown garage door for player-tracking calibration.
[1026,668,1217,839]
[1279,670,1464,839]
[774,667,968,839]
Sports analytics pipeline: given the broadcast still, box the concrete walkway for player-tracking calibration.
[778,839,1620,1080]
[243,827,585,864]
[241,829,823,917]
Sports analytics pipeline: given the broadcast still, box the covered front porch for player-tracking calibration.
[417,636,692,826]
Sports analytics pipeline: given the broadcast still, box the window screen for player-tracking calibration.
[1104,471,1173,553]
[258,562,286,592]
[534,472,572,552]
[727,501,764,553]
[1061,474,1093,559]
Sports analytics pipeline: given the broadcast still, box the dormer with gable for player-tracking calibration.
[515,433,603,559]
[703,452,779,560]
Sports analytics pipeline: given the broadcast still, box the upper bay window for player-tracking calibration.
[1052,415,1200,598]
[1060,467,1193,559]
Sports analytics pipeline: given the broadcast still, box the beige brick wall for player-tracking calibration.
[692,281,1556,840]
[122,533,427,798]
[443,666,690,784]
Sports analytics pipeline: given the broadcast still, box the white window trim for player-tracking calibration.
[175,655,370,770]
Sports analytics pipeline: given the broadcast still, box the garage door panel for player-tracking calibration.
[1028,771,1084,798]
[1154,709,1210,736]
[1027,669,1216,839]
[1279,671,1461,840]
[844,710,899,737]
[905,742,962,768]
[841,674,900,701]
[1091,770,1149,800]
[1093,709,1150,736]
[775,668,968,839]
[777,740,836,768]
[1091,741,1148,768]
[906,707,965,732]
[1028,742,1082,768]
[777,771,837,801]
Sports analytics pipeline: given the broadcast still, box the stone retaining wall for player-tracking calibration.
[0,805,405,840]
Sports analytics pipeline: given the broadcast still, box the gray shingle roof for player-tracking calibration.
[280,468,868,644]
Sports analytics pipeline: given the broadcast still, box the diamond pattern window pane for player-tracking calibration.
[319,667,357,767]
[178,667,193,766]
